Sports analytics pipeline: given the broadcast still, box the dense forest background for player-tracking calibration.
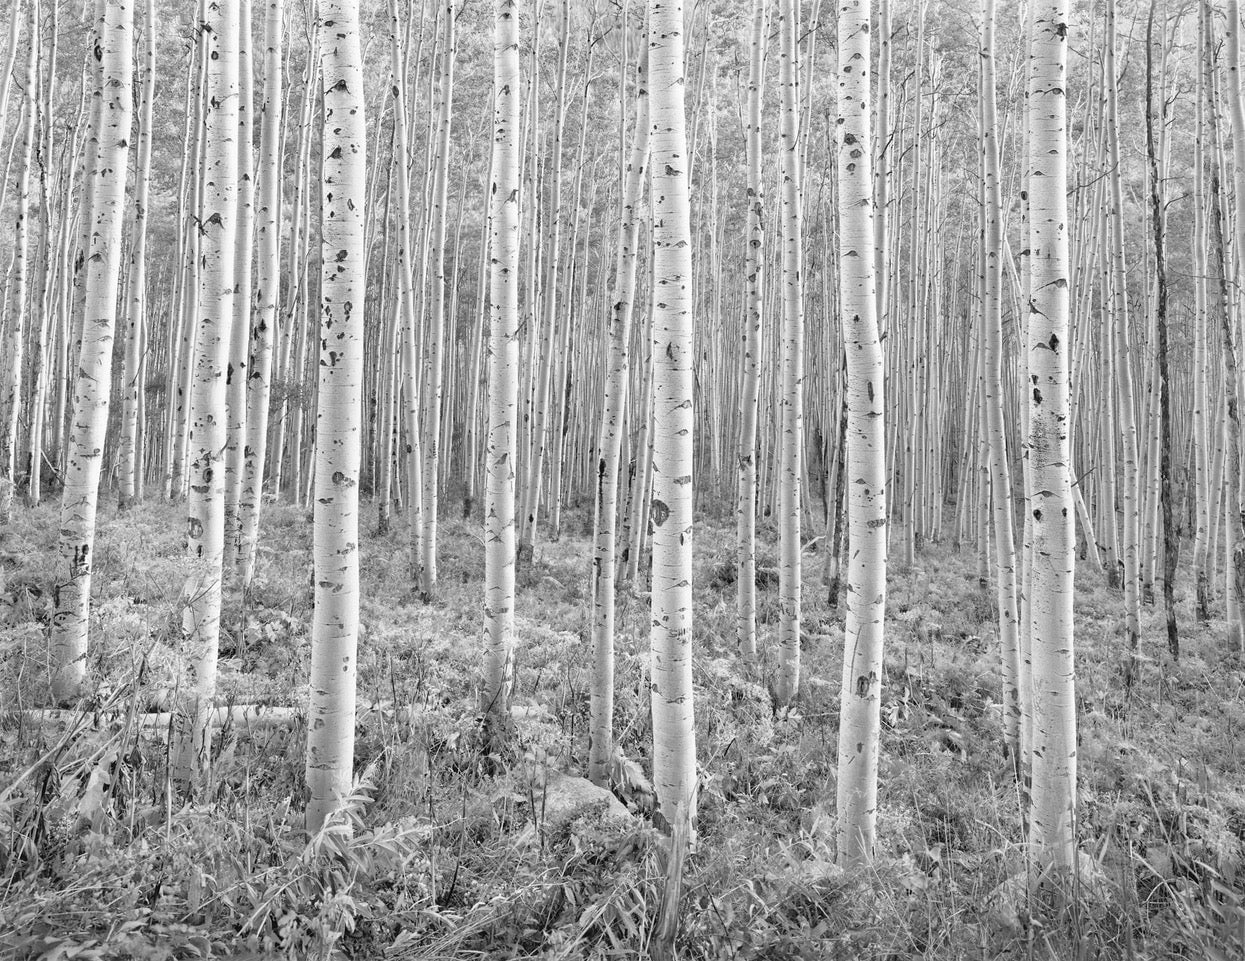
[0,0,1242,958]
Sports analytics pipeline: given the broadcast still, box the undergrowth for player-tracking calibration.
[0,498,1242,958]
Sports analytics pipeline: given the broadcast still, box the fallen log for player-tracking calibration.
[7,700,416,732]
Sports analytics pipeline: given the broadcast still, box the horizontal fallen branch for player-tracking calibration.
[8,700,419,732]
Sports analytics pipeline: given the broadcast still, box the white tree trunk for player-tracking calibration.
[1026,0,1077,871]
[388,0,423,587]
[0,0,37,521]
[420,3,456,597]
[736,0,766,661]
[979,0,1021,768]
[1226,0,1245,651]
[589,41,650,785]
[117,0,156,510]
[237,0,284,592]
[172,0,241,783]
[648,0,697,831]
[49,0,133,703]
[1105,0,1142,675]
[775,0,804,706]
[482,0,522,721]
[835,0,888,867]
[224,0,256,566]
[305,0,367,831]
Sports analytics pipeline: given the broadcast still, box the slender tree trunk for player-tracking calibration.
[172,0,240,784]
[482,0,522,724]
[648,0,697,832]
[389,0,423,587]
[306,0,366,832]
[223,0,256,566]
[1192,1,1212,625]
[736,0,766,660]
[171,8,212,503]
[1104,0,1142,682]
[1225,0,1245,650]
[0,0,37,522]
[118,0,156,511]
[1147,0,1178,659]
[588,42,649,786]
[1026,0,1077,871]
[26,0,60,508]
[49,0,133,703]
[517,1,571,567]
[0,2,23,155]
[420,2,456,598]
[775,0,803,707]
[1205,1,1245,649]
[979,0,1021,767]
[238,0,283,592]
[835,0,888,868]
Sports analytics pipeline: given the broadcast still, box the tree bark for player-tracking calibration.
[835,0,888,867]
[588,39,649,786]
[117,0,156,511]
[775,0,803,707]
[736,0,766,660]
[237,0,284,593]
[979,0,1022,766]
[1026,0,1077,871]
[648,0,697,832]
[482,0,522,723]
[49,0,133,703]
[172,0,241,784]
[305,0,367,832]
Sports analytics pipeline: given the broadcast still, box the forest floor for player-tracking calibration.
[0,497,1243,960]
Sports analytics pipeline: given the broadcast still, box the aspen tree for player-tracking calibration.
[899,6,925,571]
[172,0,241,783]
[463,147,493,522]
[483,0,522,722]
[1146,0,1178,658]
[26,0,65,510]
[1204,2,1245,645]
[388,0,423,586]
[979,0,1021,765]
[269,43,318,508]
[737,0,766,660]
[24,0,59,510]
[775,0,803,707]
[171,6,212,503]
[648,0,697,830]
[589,41,650,786]
[873,0,889,328]
[1226,0,1245,651]
[518,0,571,567]
[306,0,366,831]
[1104,0,1142,679]
[548,48,596,543]
[0,0,36,522]
[1026,0,1077,870]
[1192,0,1212,625]
[223,0,256,564]
[49,0,133,703]
[375,164,400,536]
[621,343,654,586]
[420,3,456,598]
[835,0,888,867]
[0,0,29,235]
[118,0,156,510]
[463,162,493,523]
[0,2,22,150]
[237,0,284,592]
